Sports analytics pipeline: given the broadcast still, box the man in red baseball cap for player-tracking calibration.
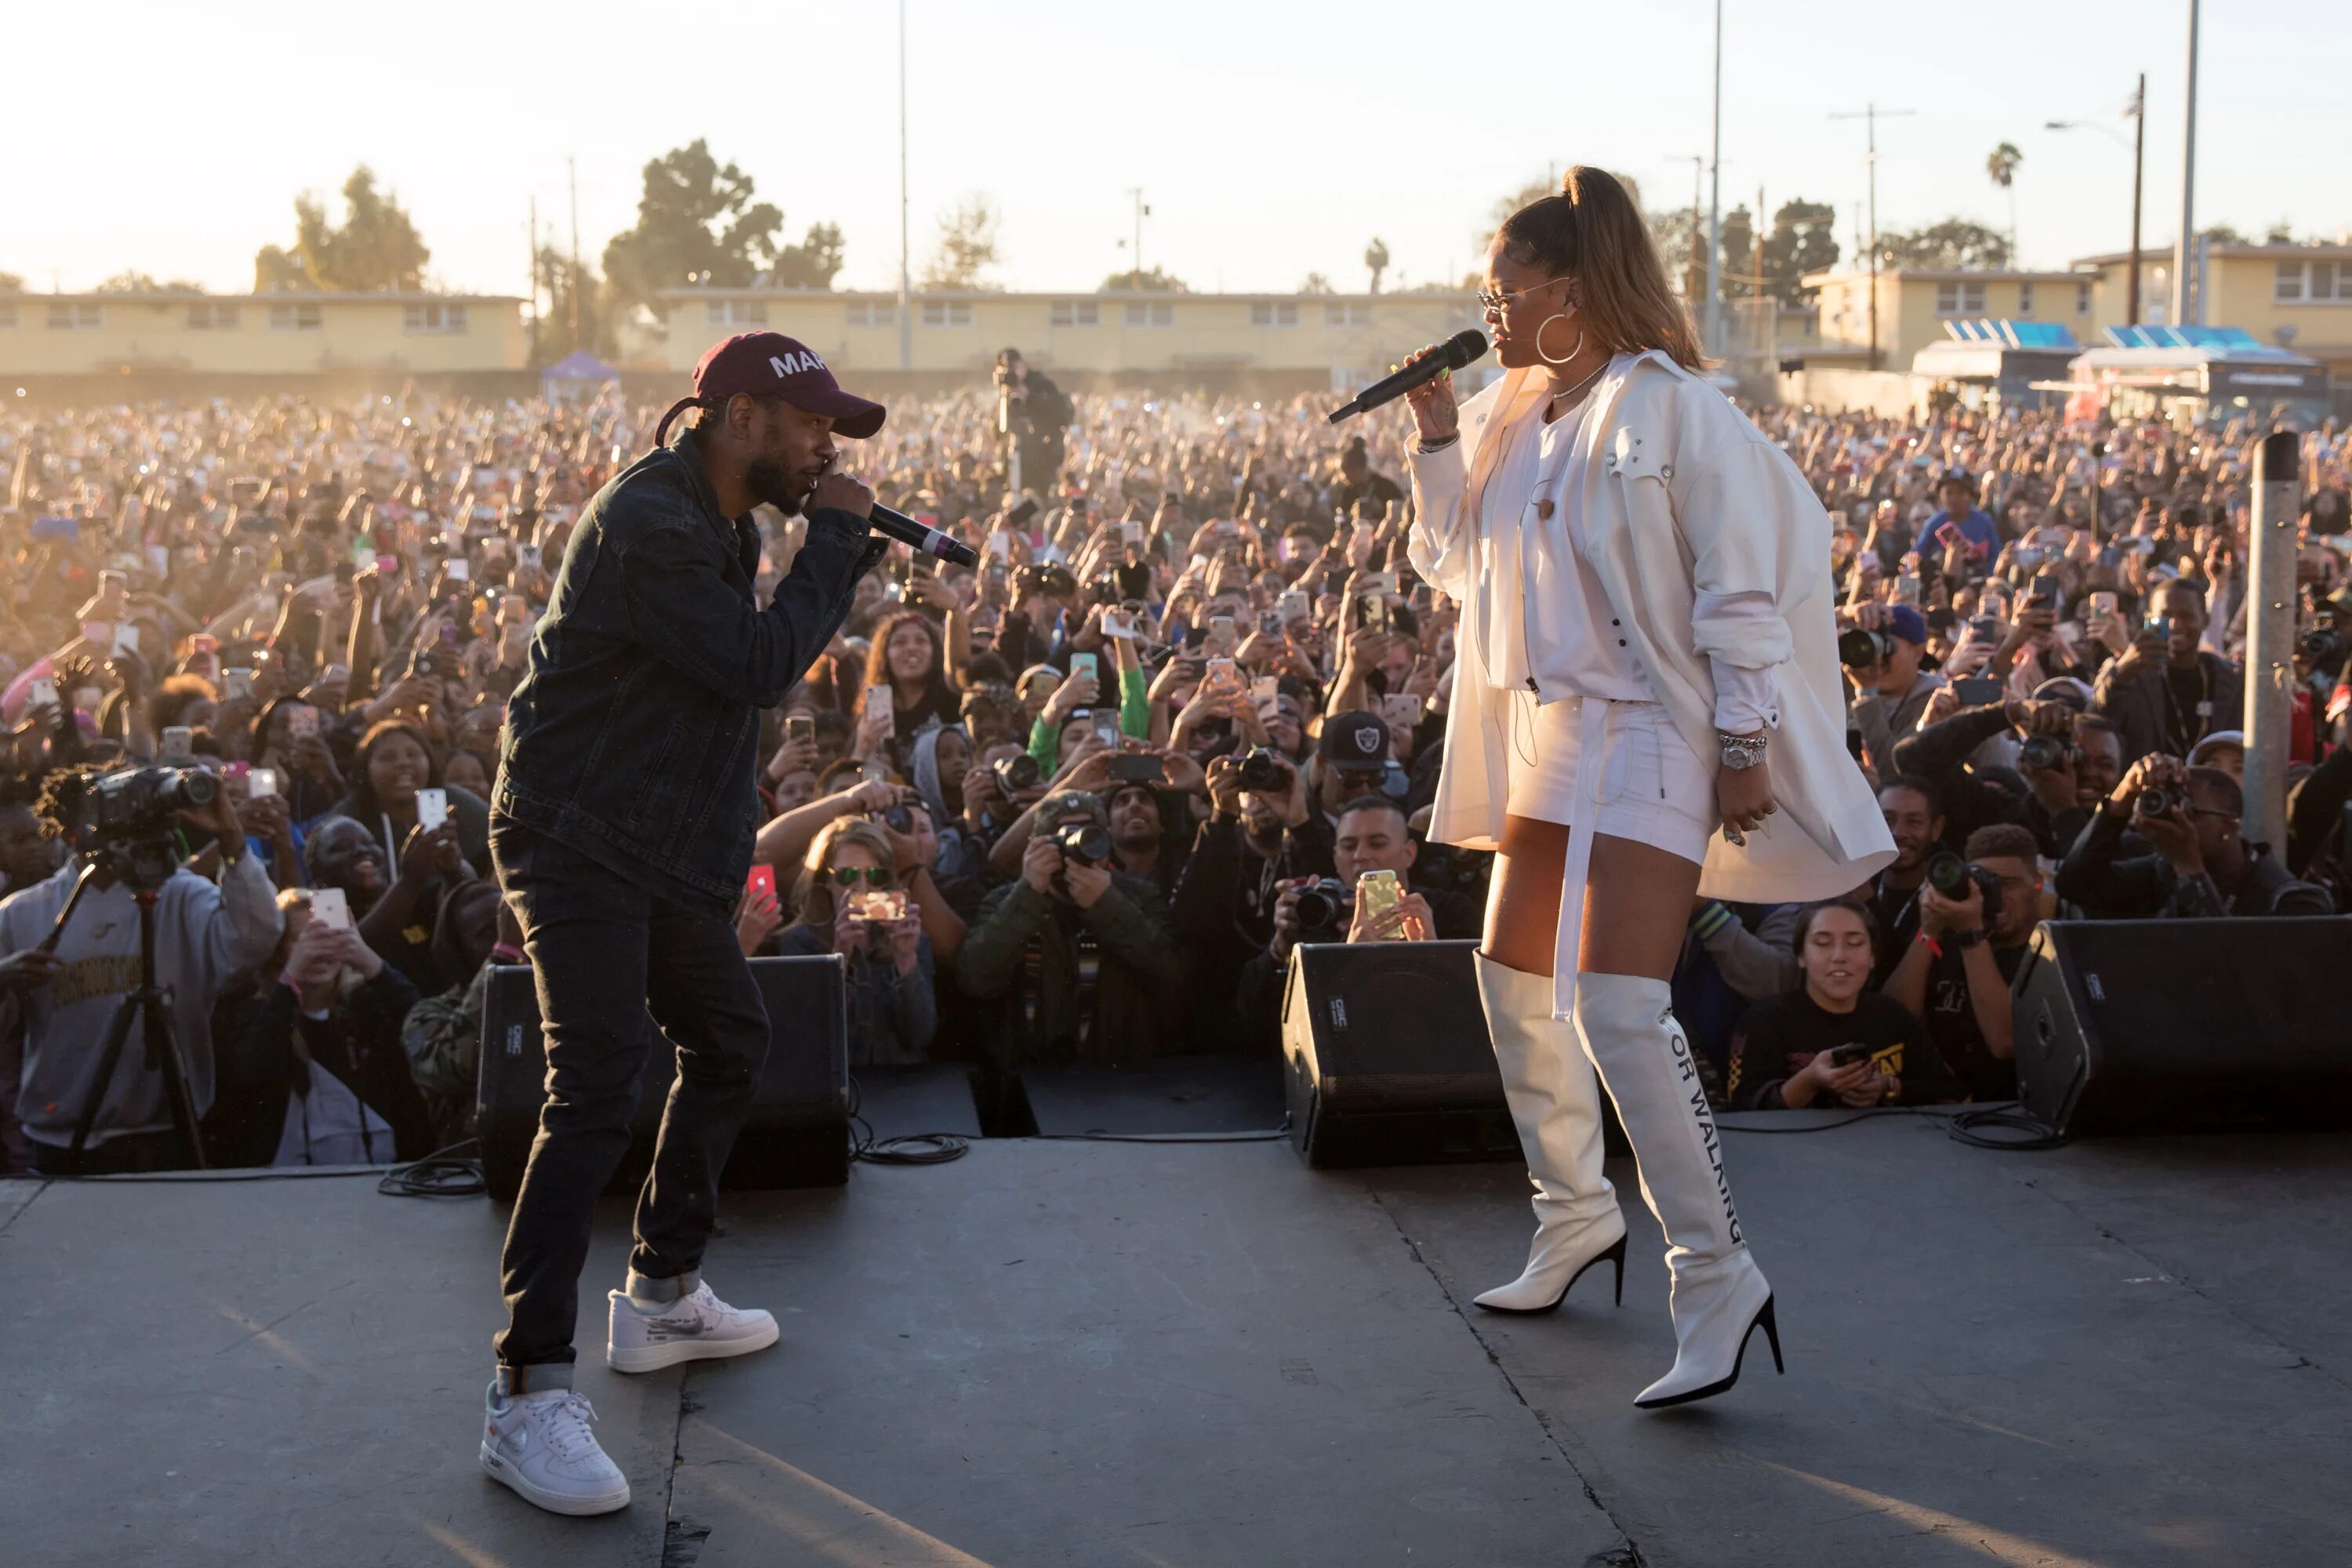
[478,332,892,1517]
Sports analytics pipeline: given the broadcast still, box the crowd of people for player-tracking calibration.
[0,370,2347,1172]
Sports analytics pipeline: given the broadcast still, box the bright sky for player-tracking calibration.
[7,1,2345,299]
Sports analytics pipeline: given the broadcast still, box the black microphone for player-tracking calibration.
[867,502,980,567]
[1326,328,1490,423]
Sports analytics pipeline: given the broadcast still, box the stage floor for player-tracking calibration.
[6,1113,2352,1567]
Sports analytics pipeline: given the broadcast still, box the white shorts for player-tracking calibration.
[1502,695,1717,866]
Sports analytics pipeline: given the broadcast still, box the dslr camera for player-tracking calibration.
[2017,734,2078,771]
[1838,627,1896,668]
[1291,877,1351,937]
[1924,851,2003,922]
[1236,746,1292,793]
[2135,786,2181,818]
[1051,819,1112,866]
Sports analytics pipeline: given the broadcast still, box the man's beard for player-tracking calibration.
[746,458,811,514]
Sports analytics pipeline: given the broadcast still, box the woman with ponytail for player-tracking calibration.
[1399,167,1893,1408]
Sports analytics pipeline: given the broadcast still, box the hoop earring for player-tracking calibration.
[1534,311,1584,367]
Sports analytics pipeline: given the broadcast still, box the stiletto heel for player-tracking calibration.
[1477,1231,1629,1315]
[1756,1295,1784,1374]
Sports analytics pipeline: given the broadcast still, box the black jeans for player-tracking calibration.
[490,825,771,1377]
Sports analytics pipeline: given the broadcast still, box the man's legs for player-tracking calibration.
[490,828,656,1387]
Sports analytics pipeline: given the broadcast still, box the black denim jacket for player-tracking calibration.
[493,433,886,909]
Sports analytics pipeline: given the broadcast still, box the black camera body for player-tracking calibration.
[1051,819,1112,866]
[1292,877,1351,935]
[1236,746,1292,793]
[990,753,1040,796]
[1925,851,2003,923]
[2136,786,2180,818]
[79,764,219,891]
[2018,734,2078,771]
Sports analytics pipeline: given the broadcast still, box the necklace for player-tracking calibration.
[1545,360,1608,409]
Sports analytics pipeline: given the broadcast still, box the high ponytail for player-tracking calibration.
[1497,165,1706,371]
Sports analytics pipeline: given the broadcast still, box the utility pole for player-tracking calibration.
[1831,103,1915,371]
[2129,73,2146,328]
[898,0,912,372]
[2243,431,2301,849]
[567,155,582,344]
[2172,0,2200,325]
[1125,187,1149,289]
[1705,0,1723,352]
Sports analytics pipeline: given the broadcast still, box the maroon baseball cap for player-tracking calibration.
[652,332,887,446]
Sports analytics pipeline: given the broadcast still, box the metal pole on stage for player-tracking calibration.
[2241,432,2302,851]
[2172,0,2200,325]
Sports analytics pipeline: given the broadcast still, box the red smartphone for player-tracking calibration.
[746,865,776,903]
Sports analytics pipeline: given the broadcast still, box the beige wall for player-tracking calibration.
[0,293,525,378]
[654,289,1486,387]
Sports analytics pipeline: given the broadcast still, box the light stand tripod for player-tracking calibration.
[52,848,208,1170]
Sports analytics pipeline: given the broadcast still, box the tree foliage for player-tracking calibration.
[0,271,21,294]
[1761,199,1842,305]
[1300,272,1336,294]
[535,245,612,363]
[601,140,798,319]
[253,166,431,292]
[922,196,1002,290]
[1363,238,1390,294]
[1099,266,1188,292]
[93,270,206,294]
[1879,218,2011,270]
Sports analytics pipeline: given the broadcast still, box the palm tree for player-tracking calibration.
[1363,237,1391,295]
[1985,143,2024,267]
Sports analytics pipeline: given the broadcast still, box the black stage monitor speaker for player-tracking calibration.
[1279,939,1521,1168]
[2013,916,2352,1137]
[477,956,851,1202]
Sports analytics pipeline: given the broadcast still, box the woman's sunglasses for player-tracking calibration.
[829,866,895,887]
[1475,277,1571,312]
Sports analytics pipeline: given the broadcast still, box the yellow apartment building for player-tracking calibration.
[650,288,1486,394]
[2074,242,2352,391]
[1801,267,2100,371]
[0,291,527,396]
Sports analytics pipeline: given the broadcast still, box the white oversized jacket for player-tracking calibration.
[1408,351,1893,1007]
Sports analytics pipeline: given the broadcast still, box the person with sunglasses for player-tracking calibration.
[2055,756,2332,921]
[774,819,936,1068]
[1394,167,1893,1411]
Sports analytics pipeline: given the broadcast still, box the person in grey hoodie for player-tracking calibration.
[0,763,281,1174]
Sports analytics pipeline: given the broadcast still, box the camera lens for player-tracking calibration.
[1053,821,1111,864]
[1925,851,1966,895]
[2136,786,2174,817]
[1837,628,1886,668]
[991,753,1040,794]
[2018,735,2065,771]
[1293,878,1348,931]
[1236,746,1287,792]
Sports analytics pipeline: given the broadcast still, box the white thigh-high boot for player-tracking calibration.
[1471,953,1628,1313]
[1572,970,1783,1408]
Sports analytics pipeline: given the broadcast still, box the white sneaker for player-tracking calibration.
[607,1279,779,1374]
[480,1383,630,1516]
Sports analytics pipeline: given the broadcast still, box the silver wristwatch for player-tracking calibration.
[1719,733,1768,771]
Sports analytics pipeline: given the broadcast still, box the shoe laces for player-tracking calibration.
[534,1392,604,1461]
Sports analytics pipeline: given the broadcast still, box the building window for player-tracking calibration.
[186,303,241,330]
[1325,303,1372,328]
[2275,260,2345,303]
[1050,299,1099,328]
[704,299,767,328]
[2016,282,2035,318]
[2078,281,2092,316]
[403,303,468,334]
[268,303,323,332]
[1249,301,1299,328]
[47,303,103,330]
[920,299,974,327]
[1123,300,1174,328]
[844,301,895,327]
[1933,281,1987,317]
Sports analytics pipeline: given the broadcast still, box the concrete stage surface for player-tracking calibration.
[5,1113,2351,1568]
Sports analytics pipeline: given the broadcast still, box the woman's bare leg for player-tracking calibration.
[1579,833,1705,980]
[1482,814,1570,974]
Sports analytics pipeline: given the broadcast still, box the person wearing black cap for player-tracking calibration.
[479,332,891,1517]
[1330,437,1404,531]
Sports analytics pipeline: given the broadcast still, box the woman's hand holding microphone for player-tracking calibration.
[1397,344,1461,447]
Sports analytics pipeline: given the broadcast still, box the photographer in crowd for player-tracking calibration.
[1234,793,1479,1047]
[1169,742,1334,1047]
[2091,580,2243,764]
[993,349,1073,499]
[1891,690,2125,858]
[1842,603,1944,782]
[1882,822,2045,1103]
[774,818,938,1067]
[2056,757,2334,919]
[0,762,281,1173]
[956,789,1185,1065]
